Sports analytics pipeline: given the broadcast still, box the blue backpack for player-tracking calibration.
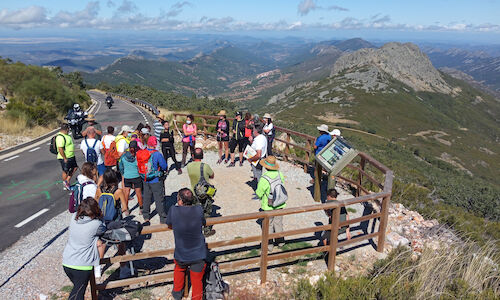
[98,190,119,222]
[68,181,93,213]
[85,138,99,163]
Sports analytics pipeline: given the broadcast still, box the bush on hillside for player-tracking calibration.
[0,59,89,126]
[96,82,236,114]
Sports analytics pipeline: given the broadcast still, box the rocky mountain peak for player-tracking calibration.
[332,42,453,94]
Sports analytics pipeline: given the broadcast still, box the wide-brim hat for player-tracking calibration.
[317,124,329,132]
[120,125,134,134]
[263,113,272,119]
[260,156,279,170]
[85,114,96,122]
[217,110,227,116]
[235,111,242,116]
[157,113,166,120]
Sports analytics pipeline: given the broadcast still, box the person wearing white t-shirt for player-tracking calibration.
[262,113,275,156]
[116,125,133,156]
[248,124,268,182]
[101,126,116,150]
[80,128,105,179]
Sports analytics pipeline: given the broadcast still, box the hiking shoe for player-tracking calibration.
[239,161,244,167]
[63,181,70,190]
[224,159,229,164]
[177,169,182,175]
[278,242,286,247]
[203,229,216,237]
[227,162,235,168]
[217,158,222,164]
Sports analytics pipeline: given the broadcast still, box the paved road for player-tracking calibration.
[0,91,153,251]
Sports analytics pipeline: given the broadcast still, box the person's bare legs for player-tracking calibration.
[123,186,131,208]
[97,240,106,258]
[217,141,223,163]
[224,142,229,161]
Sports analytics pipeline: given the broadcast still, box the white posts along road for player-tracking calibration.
[0,91,154,251]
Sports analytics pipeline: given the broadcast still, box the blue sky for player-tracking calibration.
[0,0,499,42]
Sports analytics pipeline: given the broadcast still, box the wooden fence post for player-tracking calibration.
[314,161,322,202]
[377,195,391,252]
[357,157,366,197]
[202,118,207,140]
[284,133,290,162]
[90,270,98,300]
[304,139,311,173]
[327,207,341,271]
[260,216,270,284]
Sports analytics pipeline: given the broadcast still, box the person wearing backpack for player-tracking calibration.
[54,123,78,190]
[256,156,286,252]
[187,148,216,237]
[63,197,106,300]
[95,168,129,222]
[166,188,207,300]
[118,140,144,212]
[140,136,168,224]
[80,127,105,180]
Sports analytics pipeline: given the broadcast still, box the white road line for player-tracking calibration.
[28,147,40,152]
[14,208,49,228]
[4,155,19,162]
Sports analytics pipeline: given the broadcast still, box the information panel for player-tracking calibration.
[316,137,358,175]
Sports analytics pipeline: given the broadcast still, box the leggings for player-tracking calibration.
[172,260,206,300]
[63,266,92,300]
[162,144,181,170]
[182,142,195,166]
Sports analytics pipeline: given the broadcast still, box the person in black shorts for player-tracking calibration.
[216,110,230,164]
[118,141,144,211]
[160,120,182,175]
[228,111,247,167]
[56,124,78,189]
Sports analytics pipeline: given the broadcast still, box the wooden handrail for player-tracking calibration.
[89,110,394,299]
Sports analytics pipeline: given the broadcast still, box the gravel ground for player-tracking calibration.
[0,149,371,300]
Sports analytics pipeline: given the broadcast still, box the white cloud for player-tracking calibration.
[0,3,498,34]
[298,0,349,16]
[0,6,47,27]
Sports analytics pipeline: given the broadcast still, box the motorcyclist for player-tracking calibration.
[65,103,87,139]
[105,94,114,109]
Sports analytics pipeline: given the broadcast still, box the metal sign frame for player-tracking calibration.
[316,136,358,175]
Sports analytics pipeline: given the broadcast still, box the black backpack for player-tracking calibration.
[49,134,65,155]
[101,219,143,243]
[204,262,229,300]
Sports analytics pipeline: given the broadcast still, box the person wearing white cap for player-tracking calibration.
[116,125,133,157]
[330,129,341,138]
[262,113,275,156]
[312,124,332,202]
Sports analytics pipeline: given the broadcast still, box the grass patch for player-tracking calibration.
[126,287,154,300]
[281,241,312,252]
[244,249,260,258]
[105,268,117,276]
[346,207,357,214]
[59,285,72,293]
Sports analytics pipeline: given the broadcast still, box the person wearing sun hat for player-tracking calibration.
[115,125,133,157]
[216,110,230,164]
[256,155,286,251]
[312,124,332,202]
[153,113,166,142]
[81,114,102,139]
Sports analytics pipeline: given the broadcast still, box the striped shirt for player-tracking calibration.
[153,121,163,140]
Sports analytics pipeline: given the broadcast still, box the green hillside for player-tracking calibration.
[0,59,90,126]
[84,46,274,96]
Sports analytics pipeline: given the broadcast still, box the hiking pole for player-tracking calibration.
[172,119,184,140]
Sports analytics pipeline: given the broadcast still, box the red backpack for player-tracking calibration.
[104,141,120,166]
[137,149,162,181]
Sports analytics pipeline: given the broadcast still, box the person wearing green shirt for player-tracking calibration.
[56,123,78,190]
[187,148,216,237]
[256,156,286,252]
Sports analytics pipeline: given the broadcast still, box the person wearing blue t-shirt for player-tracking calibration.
[313,124,332,202]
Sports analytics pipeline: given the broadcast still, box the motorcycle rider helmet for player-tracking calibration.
[73,103,81,111]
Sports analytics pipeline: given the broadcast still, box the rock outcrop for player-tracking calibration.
[332,42,453,94]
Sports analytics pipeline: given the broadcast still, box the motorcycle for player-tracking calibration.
[105,96,114,109]
[65,110,87,139]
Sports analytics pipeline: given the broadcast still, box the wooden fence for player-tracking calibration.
[89,132,393,299]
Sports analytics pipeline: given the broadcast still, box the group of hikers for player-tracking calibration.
[56,104,347,300]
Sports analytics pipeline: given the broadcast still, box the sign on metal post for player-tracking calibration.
[316,137,358,175]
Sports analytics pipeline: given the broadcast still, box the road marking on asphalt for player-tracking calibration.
[3,155,19,162]
[28,147,40,152]
[14,208,49,228]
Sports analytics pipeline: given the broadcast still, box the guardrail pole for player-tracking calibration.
[327,207,341,271]
[260,216,270,284]
[314,161,322,202]
[284,133,291,162]
[202,118,207,140]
